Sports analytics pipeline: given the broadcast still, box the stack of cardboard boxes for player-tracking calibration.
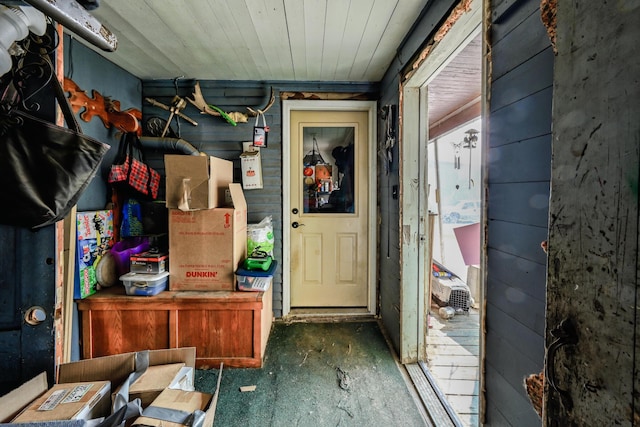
[0,348,220,426]
[164,154,247,292]
[7,155,262,426]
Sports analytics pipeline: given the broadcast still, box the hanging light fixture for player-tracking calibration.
[303,134,326,165]
[463,129,479,148]
[463,129,479,189]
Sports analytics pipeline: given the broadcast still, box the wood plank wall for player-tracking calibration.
[485,0,553,425]
[141,80,378,317]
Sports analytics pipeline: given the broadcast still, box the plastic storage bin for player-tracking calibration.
[120,271,169,296]
[235,260,277,292]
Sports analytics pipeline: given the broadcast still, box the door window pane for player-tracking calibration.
[302,127,355,214]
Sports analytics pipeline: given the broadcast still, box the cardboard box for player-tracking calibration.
[56,348,196,392]
[11,381,111,423]
[75,210,114,299]
[0,348,198,426]
[132,389,214,427]
[165,155,233,210]
[240,149,263,190]
[169,184,247,291]
[126,362,190,407]
[130,250,169,274]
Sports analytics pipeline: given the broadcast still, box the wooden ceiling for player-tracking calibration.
[61,0,482,134]
[428,34,482,134]
[79,0,429,82]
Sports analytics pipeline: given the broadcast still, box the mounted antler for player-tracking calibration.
[187,82,275,126]
[247,88,275,117]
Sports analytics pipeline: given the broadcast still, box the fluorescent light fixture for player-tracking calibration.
[24,0,117,51]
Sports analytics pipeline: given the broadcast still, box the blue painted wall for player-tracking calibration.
[63,36,143,212]
[141,81,378,317]
[63,36,142,361]
[484,0,552,425]
[377,0,459,364]
[376,0,551,425]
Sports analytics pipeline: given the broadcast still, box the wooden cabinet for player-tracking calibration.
[76,286,273,368]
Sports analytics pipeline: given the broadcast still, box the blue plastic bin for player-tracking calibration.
[235,260,277,292]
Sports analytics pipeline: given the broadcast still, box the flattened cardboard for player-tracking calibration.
[57,348,196,391]
[132,389,213,427]
[165,155,233,210]
[128,363,186,407]
[11,381,110,423]
[169,184,247,291]
[0,372,48,423]
[1,348,197,426]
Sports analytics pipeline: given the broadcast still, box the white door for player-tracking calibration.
[288,109,370,308]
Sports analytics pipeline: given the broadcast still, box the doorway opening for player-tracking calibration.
[399,0,483,425]
[426,118,482,426]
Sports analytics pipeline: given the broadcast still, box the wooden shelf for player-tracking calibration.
[76,286,273,368]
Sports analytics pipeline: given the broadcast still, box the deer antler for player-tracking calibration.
[247,88,275,116]
[187,82,275,126]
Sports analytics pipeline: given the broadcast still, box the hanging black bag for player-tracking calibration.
[0,59,109,230]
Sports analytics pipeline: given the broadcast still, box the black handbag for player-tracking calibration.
[0,62,109,230]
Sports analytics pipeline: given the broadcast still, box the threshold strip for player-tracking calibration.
[418,361,465,427]
[405,364,452,426]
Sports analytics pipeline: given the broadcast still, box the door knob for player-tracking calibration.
[25,306,46,326]
[292,222,305,228]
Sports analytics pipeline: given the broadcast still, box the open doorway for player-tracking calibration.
[399,0,483,425]
[426,119,482,426]
[423,30,482,427]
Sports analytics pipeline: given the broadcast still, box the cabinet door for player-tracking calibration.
[176,309,255,359]
[84,309,170,357]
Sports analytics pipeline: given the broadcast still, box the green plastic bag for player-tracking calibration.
[247,215,274,257]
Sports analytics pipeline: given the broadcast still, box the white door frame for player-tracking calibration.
[399,0,482,361]
[282,100,377,317]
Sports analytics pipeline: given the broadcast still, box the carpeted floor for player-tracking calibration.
[195,320,428,427]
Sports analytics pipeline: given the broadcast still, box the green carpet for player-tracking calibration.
[195,321,426,426]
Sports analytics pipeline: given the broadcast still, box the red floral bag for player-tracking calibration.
[108,132,160,199]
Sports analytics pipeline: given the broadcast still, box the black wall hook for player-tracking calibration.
[545,317,579,411]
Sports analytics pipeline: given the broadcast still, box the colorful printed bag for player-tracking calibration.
[108,132,160,199]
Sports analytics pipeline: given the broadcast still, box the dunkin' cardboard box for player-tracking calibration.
[165,154,233,211]
[169,183,247,291]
